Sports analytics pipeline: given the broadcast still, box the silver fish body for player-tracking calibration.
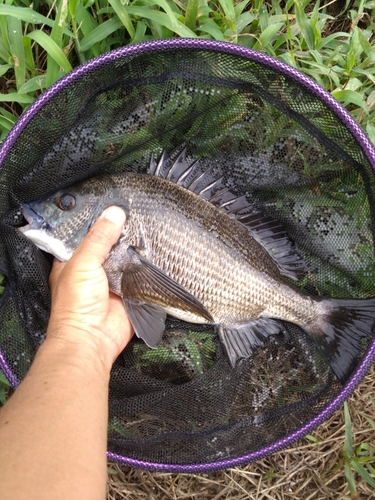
[103,173,317,325]
[19,153,375,383]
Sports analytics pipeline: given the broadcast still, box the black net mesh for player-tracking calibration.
[0,46,374,468]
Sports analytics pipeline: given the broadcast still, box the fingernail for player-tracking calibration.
[102,206,126,226]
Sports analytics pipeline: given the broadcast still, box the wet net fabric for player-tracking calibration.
[0,45,375,469]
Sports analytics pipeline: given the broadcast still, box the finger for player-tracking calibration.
[73,206,126,266]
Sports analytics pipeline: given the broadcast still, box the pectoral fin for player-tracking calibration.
[121,247,213,347]
[124,300,166,348]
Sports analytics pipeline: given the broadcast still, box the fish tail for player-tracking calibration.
[308,297,375,383]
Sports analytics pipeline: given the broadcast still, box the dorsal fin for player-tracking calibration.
[148,149,307,281]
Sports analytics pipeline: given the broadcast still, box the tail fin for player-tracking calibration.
[308,298,375,384]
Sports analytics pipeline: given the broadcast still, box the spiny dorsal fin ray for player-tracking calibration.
[149,149,308,281]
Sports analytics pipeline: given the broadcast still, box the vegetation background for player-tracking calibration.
[0,0,375,498]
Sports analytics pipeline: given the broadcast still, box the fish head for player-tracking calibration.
[19,180,110,261]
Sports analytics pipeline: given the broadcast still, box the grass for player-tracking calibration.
[0,0,375,498]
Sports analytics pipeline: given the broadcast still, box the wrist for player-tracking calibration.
[39,332,114,378]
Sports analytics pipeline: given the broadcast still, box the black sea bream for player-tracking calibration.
[19,151,375,383]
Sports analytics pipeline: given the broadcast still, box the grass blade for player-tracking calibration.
[218,0,236,31]
[0,63,12,77]
[196,20,225,41]
[236,11,256,33]
[346,27,362,73]
[17,74,46,94]
[332,89,367,111]
[360,413,375,430]
[74,2,100,59]
[23,36,36,79]
[79,17,124,52]
[344,462,357,495]
[108,0,135,39]
[350,460,375,488]
[254,23,283,50]
[0,4,73,37]
[0,93,35,104]
[7,16,25,90]
[295,1,315,50]
[25,30,72,77]
[185,0,199,31]
[126,5,197,38]
[132,21,147,45]
[46,0,70,88]
[344,402,353,458]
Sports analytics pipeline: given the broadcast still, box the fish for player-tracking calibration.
[19,149,375,383]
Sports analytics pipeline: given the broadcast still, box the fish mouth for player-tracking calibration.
[18,204,49,233]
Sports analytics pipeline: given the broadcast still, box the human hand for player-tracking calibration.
[47,206,133,372]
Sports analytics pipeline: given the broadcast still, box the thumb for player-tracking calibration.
[73,206,126,265]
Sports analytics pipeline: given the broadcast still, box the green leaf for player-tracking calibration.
[255,23,283,49]
[23,35,36,77]
[279,52,297,67]
[305,434,320,443]
[0,388,6,406]
[236,11,256,33]
[351,460,375,488]
[366,123,375,146]
[360,412,375,430]
[344,402,353,457]
[295,2,315,50]
[218,0,236,31]
[8,16,25,90]
[0,63,12,77]
[108,0,135,38]
[196,20,225,41]
[79,17,124,51]
[0,93,35,104]
[234,0,251,16]
[69,0,79,18]
[0,370,11,386]
[74,2,100,58]
[75,3,98,35]
[17,74,46,94]
[185,0,199,31]
[0,4,73,37]
[132,20,147,44]
[344,462,357,495]
[47,0,70,88]
[332,89,367,111]
[126,5,197,38]
[345,77,363,91]
[346,27,362,73]
[25,30,72,78]
[357,27,373,56]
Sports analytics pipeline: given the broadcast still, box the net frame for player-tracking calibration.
[0,38,374,472]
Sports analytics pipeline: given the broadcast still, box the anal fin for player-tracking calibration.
[218,318,284,367]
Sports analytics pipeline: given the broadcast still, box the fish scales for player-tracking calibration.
[105,173,319,327]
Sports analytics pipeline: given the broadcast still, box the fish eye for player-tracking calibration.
[57,194,76,211]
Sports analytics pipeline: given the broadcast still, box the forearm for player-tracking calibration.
[0,336,111,500]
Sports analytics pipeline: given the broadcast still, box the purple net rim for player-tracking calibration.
[0,38,374,471]
[1,38,375,169]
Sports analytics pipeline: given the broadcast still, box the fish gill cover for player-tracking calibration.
[0,41,375,471]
